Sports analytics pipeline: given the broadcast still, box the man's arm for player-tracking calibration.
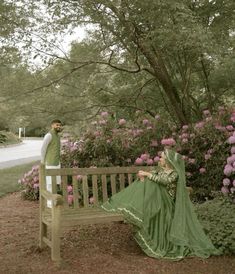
[41,133,52,164]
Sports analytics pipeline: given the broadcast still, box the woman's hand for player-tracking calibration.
[138,170,151,181]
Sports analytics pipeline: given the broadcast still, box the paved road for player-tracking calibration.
[0,139,43,169]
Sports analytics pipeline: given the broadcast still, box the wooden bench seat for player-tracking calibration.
[42,208,124,227]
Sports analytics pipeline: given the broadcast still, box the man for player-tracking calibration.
[41,119,63,207]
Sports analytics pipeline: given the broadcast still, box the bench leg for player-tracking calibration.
[51,206,61,264]
[39,222,47,249]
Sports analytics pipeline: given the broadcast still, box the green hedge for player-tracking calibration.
[196,196,235,255]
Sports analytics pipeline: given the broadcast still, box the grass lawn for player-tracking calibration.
[0,161,39,197]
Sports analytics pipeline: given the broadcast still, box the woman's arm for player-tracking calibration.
[138,170,178,185]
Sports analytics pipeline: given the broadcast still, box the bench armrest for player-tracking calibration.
[41,190,64,206]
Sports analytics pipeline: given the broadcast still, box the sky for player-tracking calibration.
[27,26,88,69]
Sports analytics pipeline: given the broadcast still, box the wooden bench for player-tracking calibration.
[39,164,154,265]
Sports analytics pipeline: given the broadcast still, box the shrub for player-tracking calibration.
[18,165,40,201]
[61,107,235,202]
[195,195,235,255]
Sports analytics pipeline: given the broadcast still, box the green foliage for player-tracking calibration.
[195,196,235,255]
[0,131,20,145]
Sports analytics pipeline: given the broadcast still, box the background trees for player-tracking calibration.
[0,0,234,133]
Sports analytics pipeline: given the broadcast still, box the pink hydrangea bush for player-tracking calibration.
[18,165,40,200]
[221,129,235,200]
[21,108,235,202]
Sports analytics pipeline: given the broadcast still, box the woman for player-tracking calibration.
[101,149,220,260]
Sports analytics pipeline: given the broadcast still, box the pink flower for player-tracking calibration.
[188,158,196,164]
[182,138,188,144]
[76,175,82,181]
[67,194,74,205]
[226,125,234,131]
[135,158,144,165]
[150,140,158,147]
[215,125,226,131]
[182,125,189,130]
[99,120,107,125]
[33,183,39,189]
[227,155,235,164]
[203,109,210,116]
[67,185,73,193]
[161,138,176,146]
[223,178,230,186]
[205,154,211,160]
[181,133,188,138]
[143,119,149,125]
[195,122,205,129]
[228,136,235,144]
[140,153,149,161]
[199,168,206,174]
[233,180,235,187]
[155,115,160,120]
[89,196,95,204]
[154,156,160,162]
[231,147,235,154]
[224,165,233,176]
[190,133,195,138]
[230,187,235,194]
[207,149,213,154]
[118,119,126,126]
[221,186,229,194]
[101,111,108,117]
[146,159,154,165]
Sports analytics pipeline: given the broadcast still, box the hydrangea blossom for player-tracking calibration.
[135,158,144,165]
[221,186,229,194]
[222,178,230,186]
[146,159,154,165]
[161,138,176,146]
[154,156,160,162]
[199,168,206,174]
[119,119,126,126]
[224,165,233,176]
[140,153,150,161]
[228,136,235,144]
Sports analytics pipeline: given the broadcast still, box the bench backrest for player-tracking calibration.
[40,166,155,209]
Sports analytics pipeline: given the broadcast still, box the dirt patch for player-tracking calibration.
[0,192,234,274]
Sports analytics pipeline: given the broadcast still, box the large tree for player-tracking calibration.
[31,0,234,125]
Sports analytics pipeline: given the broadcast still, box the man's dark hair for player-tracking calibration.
[51,119,62,125]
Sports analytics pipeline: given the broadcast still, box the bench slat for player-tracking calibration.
[72,176,79,209]
[62,176,68,209]
[92,175,99,206]
[119,174,125,191]
[101,175,108,202]
[82,176,89,207]
[111,174,116,195]
[128,173,133,185]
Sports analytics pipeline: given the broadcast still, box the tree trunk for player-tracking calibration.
[136,39,188,125]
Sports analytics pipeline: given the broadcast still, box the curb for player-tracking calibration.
[0,142,23,149]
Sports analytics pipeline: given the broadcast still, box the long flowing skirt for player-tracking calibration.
[101,178,218,260]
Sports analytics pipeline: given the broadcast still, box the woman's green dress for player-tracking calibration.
[101,149,220,260]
